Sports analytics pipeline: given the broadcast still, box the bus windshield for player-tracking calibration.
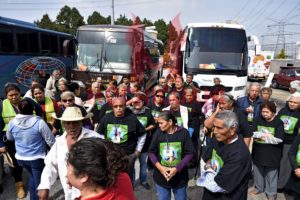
[185,27,247,74]
[76,31,132,72]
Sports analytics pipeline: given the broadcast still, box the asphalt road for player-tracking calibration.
[0,87,293,200]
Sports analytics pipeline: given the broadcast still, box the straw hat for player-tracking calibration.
[52,107,93,121]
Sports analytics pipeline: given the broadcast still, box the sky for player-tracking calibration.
[1,0,300,54]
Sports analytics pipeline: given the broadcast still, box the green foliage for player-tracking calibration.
[35,7,170,52]
[115,14,132,26]
[276,49,286,59]
[154,19,168,53]
[142,18,153,26]
[35,14,55,30]
[55,5,84,35]
[87,11,109,25]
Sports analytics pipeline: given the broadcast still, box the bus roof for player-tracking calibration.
[0,16,72,37]
[77,24,139,32]
[186,23,245,30]
[77,24,163,45]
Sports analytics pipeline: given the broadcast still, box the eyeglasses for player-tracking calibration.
[62,99,74,103]
[156,95,164,98]
[113,105,124,108]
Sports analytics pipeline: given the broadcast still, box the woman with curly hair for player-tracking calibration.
[66,138,135,200]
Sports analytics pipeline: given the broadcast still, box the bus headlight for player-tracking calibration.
[234,86,246,91]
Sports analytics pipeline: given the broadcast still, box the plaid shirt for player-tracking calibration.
[202,98,216,118]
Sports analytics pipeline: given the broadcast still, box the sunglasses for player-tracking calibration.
[113,105,124,108]
[62,99,74,103]
[156,95,164,98]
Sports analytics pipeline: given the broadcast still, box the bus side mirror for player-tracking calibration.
[63,39,77,58]
[63,40,70,58]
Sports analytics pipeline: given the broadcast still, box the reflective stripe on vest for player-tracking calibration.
[44,97,55,123]
[2,99,17,131]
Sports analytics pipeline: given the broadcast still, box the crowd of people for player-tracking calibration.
[0,69,299,200]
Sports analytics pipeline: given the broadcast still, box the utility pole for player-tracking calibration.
[265,17,300,57]
[111,0,115,25]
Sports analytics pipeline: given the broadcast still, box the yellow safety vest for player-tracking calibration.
[44,97,55,124]
[2,99,17,131]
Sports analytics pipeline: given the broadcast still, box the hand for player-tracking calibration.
[202,127,208,134]
[216,103,221,112]
[158,165,170,181]
[38,189,49,200]
[246,106,253,113]
[134,150,141,158]
[295,168,300,178]
[166,167,177,181]
[0,147,6,153]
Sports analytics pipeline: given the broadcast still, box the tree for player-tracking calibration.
[56,5,85,35]
[132,16,142,26]
[115,14,132,26]
[167,21,179,53]
[154,19,168,53]
[276,49,286,59]
[35,14,54,30]
[87,11,109,25]
[142,18,153,27]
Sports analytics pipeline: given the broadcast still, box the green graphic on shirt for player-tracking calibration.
[151,110,160,118]
[160,142,182,167]
[107,124,128,144]
[105,110,113,114]
[297,144,300,166]
[255,126,275,144]
[211,149,224,173]
[280,115,298,135]
[137,116,148,128]
[96,98,106,110]
[187,107,192,112]
[177,117,183,127]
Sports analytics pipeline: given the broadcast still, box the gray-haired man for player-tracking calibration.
[202,111,252,200]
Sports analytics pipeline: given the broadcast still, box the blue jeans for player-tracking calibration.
[17,159,45,200]
[139,152,148,183]
[155,184,187,200]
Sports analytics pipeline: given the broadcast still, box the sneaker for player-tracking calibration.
[141,182,151,190]
[15,181,26,199]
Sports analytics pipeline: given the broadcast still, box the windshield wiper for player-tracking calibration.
[103,49,115,74]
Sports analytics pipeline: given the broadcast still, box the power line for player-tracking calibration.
[239,0,261,23]
[246,0,273,30]
[232,0,250,21]
[246,0,285,32]
[1,0,170,10]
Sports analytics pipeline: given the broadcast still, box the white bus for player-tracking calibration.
[64,25,163,91]
[170,22,249,101]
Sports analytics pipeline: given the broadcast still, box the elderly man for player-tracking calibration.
[53,91,92,135]
[184,73,200,91]
[37,107,102,200]
[163,92,194,132]
[45,70,61,94]
[204,93,252,146]
[277,92,300,190]
[201,111,252,200]
[237,82,262,124]
[96,97,146,184]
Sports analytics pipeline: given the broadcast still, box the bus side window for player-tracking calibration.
[16,30,39,53]
[0,26,14,53]
[41,33,51,54]
[50,35,58,54]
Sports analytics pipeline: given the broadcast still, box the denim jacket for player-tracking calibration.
[6,114,55,160]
